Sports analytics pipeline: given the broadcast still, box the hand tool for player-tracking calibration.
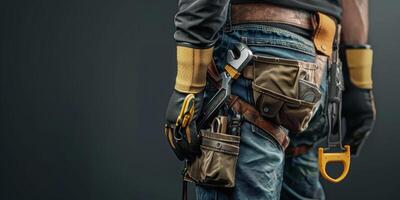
[197,43,253,129]
[318,26,351,183]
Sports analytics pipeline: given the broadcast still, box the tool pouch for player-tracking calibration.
[184,129,240,188]
[251,55,324,133]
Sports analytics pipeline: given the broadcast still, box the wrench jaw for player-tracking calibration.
[226,43,253,72]
[197,43,253,130]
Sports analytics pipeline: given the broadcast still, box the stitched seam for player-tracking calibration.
[251,124,283,152]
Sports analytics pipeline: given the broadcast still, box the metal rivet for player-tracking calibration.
[263,107,269,113]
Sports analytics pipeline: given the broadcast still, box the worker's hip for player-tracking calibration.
[196,24,329,199]
[214,24,316,101]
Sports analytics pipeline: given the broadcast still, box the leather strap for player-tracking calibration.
[230,4,338,58]
[228,96,290,150]
[182,179,187,200]
[231,3,315,31]
[313,12,337,57]
[206,59,222,89]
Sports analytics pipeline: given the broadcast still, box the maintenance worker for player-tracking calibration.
[164,0,376,199]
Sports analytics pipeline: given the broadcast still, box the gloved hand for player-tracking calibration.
[164,46,213,161]
[165,91,203,161]
[341,46,376,156]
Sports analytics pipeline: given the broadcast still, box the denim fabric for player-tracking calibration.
[280,75,329,200]
[196,24,328,200]
[280,149,325,200]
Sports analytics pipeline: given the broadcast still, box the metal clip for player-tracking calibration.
[175,94,196,143]
[211,116,228,134]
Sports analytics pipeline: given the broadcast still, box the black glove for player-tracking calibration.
[341,46,376,156]
[165,91,203,161]
[164,46,213,160]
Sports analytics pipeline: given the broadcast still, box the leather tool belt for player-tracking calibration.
[229,3,339,157]
[231,3,337,57]
[207,61,290,150]
[232,8,350,181]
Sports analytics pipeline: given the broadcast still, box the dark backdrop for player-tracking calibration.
[0,1,399,199]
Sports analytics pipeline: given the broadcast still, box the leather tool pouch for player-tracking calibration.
[184,129,240,188]
[251,55,323,133]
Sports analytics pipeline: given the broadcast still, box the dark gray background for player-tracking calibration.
[0,0,399,199]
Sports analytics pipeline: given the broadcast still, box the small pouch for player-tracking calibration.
[252,55,323,133]
[184,130,240,188]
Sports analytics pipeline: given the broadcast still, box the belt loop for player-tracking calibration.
[223,3,233,33]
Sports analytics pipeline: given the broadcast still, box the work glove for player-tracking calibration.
[164,46,213,161]
[341,45,376,156]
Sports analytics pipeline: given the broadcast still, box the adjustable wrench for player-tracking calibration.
[197,43,253,129]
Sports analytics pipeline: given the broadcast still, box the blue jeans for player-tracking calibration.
[196,24,328,200]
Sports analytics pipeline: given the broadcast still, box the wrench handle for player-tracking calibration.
[197,87,229,130]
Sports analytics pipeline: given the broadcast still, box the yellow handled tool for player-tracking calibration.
[318,25,350,183]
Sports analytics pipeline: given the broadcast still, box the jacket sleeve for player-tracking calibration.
[174,0,230,48]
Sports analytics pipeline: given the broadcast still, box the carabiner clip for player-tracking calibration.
[175,94,196,143]
[318,145,351,183]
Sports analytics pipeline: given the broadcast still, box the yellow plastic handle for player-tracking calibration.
[318,145,351,183]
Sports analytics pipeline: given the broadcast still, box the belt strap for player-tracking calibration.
[227,95,289,150]
[231,3,315,31]
[230,4,337,57]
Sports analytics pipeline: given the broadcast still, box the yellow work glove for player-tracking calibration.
[164,46,213,161]
[341,45,376,156]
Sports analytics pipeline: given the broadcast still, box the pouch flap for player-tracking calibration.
[252,84,285,118]
[201,138,239,155]
[298,80,322,103]
[201,130,240,144]
[253,56,300,98]
[201,130,240,155]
